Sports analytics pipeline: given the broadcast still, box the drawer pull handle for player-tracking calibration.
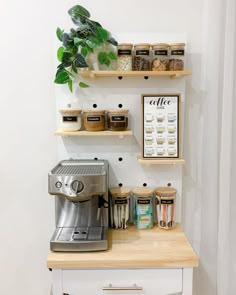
[103,287,143,291]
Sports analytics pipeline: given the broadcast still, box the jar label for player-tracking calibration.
[137,199,151,204]
[136,50,150,55]
[154,50,168,56]
[111,116,125,122]
[87,116,101,122]
[63,116,78,122]
[161,199,174,204]
[118,49,132,55]
[114,199,128,205]
[171,50,184,56]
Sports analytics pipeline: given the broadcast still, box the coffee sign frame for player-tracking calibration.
[141,94,181,159]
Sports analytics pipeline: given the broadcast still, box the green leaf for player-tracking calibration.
[108,51,117,60]
[74,37,83,46]
[107,37,118,46]
[71,63,78,74]
[54,71,70,84]
[57,46,64,62]
[79,82,89,88]
[81,47,88,57]
[74,53,88,68]
[68,5,90,18]
[68,80,73,92]
[98,52,110,66]
[86,40,98,49]
[56,27,64,41]
[96,27,109,42]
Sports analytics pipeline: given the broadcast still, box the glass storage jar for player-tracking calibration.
[110,187,131,229]
[155,186,176,229]
[107,109,129,131]
[117,43,133,71]
[132,187,154,229]
[59,109,82,132]
[152,43,169,71]
[83,110,105,131]
[133,43,151,71]
[169,43,185,71]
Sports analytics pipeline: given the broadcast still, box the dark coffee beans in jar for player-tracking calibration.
[107,109,129,131]
[133,43,151,71]
[169,43,185,71]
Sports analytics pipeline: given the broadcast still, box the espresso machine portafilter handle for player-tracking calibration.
[97,195,109,220]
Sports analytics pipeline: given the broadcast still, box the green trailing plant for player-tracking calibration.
[54,4,118,92]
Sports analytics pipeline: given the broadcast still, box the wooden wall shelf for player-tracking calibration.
[55,129,133,138]
[78,70,192,79]
[138,157,185,165]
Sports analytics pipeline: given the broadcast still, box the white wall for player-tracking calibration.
[0,0,204,294]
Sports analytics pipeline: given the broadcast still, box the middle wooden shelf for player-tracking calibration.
[54,129,133,137]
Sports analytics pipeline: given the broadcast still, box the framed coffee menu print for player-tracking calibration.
[141,94,180,159]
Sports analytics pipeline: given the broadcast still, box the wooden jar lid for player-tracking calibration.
[59,109,82,116]
[152,43,169,49]
[110,187,131,197]
[134,43,150,50]
[118,44,133,50]
[132,187,154,197]
[107,109,129,114]
[83,110,106,115]
[169,43,185,48]
[155,187,177,197]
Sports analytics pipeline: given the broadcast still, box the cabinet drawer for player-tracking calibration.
[62,268,182,295]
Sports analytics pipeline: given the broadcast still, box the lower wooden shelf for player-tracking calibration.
[54,129,133,137]
[138,157,185,165]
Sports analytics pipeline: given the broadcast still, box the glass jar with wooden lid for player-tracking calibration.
[152,43,169,71]
[169,43,185,70]
[107,109,129,131]
[83,110,105,131]
[133,43,151,71]
[59,109,82,131]
[155,186,177,229]
[117,43,133,71]
[110,187,131,229]
[132,187,154,229]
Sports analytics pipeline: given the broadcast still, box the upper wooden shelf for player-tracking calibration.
[55,129,133,138]
[78,70,192,79]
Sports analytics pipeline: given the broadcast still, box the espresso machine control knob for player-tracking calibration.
[71,180,84,194]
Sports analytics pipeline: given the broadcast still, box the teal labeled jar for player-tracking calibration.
[132,187,154,229]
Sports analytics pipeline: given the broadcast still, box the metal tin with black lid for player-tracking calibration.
[155,186,176,229]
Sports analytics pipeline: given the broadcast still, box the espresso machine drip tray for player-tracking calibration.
[50,226,108,252]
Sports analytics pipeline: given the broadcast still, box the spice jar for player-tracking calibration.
[59,109,82,132]
[169,43,185,71]
[152,43,169,71]
[155,186,176,229]
[83,110,105,131]
[133,43,151,71]
[132,187,154,229]
[117,44,133,71]
[107,109,129,131]
[110,187,131,229]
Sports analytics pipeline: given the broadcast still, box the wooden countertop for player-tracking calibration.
[47,225,198,269]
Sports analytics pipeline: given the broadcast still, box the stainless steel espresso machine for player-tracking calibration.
[48,159,109,252]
